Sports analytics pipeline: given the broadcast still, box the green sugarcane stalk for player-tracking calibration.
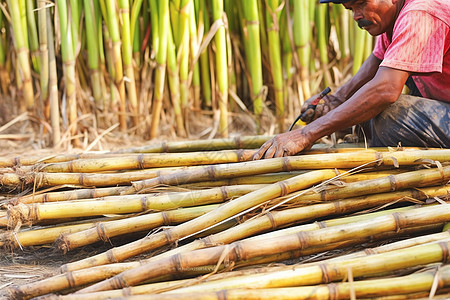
[130,0,144,46]
[69,0,81,55]
[266,0,285,131]
[119,0,139,127]
[211,0,229,137]
[133,3,142,83]
[188,0,201,111]
[167,15,187,136]
[363,29,374,60]
[197,0,212,107]
[241,0,264,118]
[149,0,169,139]
[46,3,61,145]
[130,0,143,92]
[37,0,48,114]
[316,2,332,87]
[25,0,40,73]
[0,8,9,94]
[56,0,78,144]
[352,24,365,75]
[6,0,34,110]
[332,4,350,59]
[169,0,190,112]
[293,0,312,100]
[84,0,105,109]
[105,0,127,131]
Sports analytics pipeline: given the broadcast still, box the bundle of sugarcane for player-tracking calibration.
[1,140,450,299]
[0,0,370,146]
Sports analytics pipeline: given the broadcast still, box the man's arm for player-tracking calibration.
[334,54,383,101]
[253,65,410,159]
[302,54,382,122]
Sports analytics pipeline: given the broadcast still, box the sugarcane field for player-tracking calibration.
[1,0,450,299]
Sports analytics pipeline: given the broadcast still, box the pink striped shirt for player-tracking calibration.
[372,0,450,102]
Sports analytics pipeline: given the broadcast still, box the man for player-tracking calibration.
[253,0,450,160]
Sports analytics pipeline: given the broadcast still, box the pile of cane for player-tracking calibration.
[1,135,450,300]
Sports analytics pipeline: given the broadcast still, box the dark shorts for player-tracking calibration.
[366,94,450,148]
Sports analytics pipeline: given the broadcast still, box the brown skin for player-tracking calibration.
[253,0,410,159]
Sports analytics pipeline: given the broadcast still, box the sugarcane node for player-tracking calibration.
[388,175,398,192]
[281,157,292,172]
[319,263,332,283]
[234,136,243,149]
[96,223,110,243]
[438,241,450,264]
[171,253,184,273]
[219,186,229,200]
[392,212,405,233]
[137,154,145,169]
[140,196,148,211]
[327,283,339,300]
[296,231,309,250]
[207,165,217,181]
[13,156,21,167]
[163,228,177,244]
[78,173,85,186]
[375,152,384,166]
[106,249,119,263]
[266,211,278,230]
[232,242,245,261]
[332,199,343,214]
[160,141,169,153]
[277,181,289,197]
[111,274,128,290]
[202,236,220,247]
[320,190,328,201]
[317,221,327,229]
[55,235,70,254]
[66,271,76,288]
[161,211,171,226]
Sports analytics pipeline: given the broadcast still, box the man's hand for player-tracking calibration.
[300,93,345,124]
[252,129,314,159]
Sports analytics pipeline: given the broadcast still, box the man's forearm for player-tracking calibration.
[334,54,382,101]
[304,66,410,143]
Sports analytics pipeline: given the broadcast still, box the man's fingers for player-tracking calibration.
[300,109,314,123]
[253,140,272,160]
[274,147,286,158]
[313,103,325,121]
[263,144,276,159]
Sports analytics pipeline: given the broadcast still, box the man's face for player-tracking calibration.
[342,0,397,36]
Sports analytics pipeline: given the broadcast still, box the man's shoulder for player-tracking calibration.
[403,0,450,26]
